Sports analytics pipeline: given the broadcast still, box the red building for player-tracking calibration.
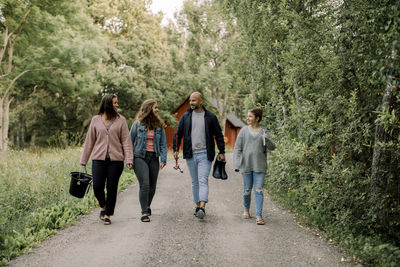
[165,96,245,150]
[224,113,246,148]
[165,96,191,150]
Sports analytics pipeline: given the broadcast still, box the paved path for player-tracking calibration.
[9,154,357,267]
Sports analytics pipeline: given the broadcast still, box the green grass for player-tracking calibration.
[0,147,136,265]
[0,146,227,265]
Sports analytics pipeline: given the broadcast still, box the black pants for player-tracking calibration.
[134,152,160,214]
[92,159,124,216]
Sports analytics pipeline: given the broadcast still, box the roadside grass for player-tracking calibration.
[0,147,136,266]
[0,146,227,265]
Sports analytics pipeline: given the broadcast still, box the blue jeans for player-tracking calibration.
[242,172,265,218]
[186,152,212,203]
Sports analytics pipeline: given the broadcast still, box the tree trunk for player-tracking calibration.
[221,88,228,136]
[0,96,3,151]
[30,131,36,147]
[18,117,25,150]
[221,113,227,138]
[370,74,396,231]
[2,96,12,151]
[0,94,11,152]
[16,129,19,149]
[0,6,32,153]
[0,26,10,65]
[63,110,67,148]
[8,39,14,73]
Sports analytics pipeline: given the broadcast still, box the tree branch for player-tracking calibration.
[0,6,32,70]
[7,40,14,73]
[0,26,10,66]
[3,67,55,98]
[8,7,32,37]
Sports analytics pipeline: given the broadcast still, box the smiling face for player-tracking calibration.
[189,92,202,110]
[112,97,119,113]
[247,111,259,126]
[152,103,159,116]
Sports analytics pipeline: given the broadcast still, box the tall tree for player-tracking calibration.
[176,0,248,131]
[1,0,106,151]
[87,0,182,125]
[218,0,400,262]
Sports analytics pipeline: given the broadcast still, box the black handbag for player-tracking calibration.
[69,166,93,198]
[212,158,228,180]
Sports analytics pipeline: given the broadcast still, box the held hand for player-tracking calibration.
[160,163,166,169]
[262,130,266,147]
[218,154,225,161]
[173,152,179,160]
[126,163,133,169]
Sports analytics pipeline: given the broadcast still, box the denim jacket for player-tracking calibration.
[130,121,167,164]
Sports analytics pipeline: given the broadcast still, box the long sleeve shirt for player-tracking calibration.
[173,107,225,161]
[233,126,276,173]
[80,115,133,165]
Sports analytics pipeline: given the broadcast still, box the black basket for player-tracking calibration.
[69,171,93,198]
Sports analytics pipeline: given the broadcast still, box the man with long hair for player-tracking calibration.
[173,92,225,219]
[130,99,167,222]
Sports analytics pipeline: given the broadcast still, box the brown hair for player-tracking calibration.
[135,99,165,129]
[249,107,263,123]
[98,94,118,120]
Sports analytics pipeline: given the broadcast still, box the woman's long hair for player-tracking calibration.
[98,94,118,120]
[135,99,165,129]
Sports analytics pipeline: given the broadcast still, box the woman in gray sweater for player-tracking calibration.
[233,107,276,225]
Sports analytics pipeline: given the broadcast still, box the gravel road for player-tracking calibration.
[9,153,358,267]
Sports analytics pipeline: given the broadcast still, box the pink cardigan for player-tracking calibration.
[80,115,133,165]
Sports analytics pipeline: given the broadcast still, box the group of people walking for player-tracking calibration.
[80,92,275,225]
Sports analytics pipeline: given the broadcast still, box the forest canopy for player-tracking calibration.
[0,0,399,265]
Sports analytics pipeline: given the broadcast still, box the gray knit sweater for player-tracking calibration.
[233,126,276,173]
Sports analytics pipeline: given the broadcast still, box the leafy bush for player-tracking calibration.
[267,137,400,266]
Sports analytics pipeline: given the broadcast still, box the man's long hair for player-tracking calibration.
[98,94,118,120]
[135,99,165,129]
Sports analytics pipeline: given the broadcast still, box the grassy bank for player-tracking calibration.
[0,147,136,265]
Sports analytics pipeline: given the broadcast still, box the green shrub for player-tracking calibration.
[267,137,400,266]
[0,147,136,265]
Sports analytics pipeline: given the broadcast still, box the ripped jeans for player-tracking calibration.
[242,172,265,218]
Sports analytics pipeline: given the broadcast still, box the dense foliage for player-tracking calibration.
[1,0,399,265]
[218,0,400,265]
[0,148,135,264]
[1,0,188,150]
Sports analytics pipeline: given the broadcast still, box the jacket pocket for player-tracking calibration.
[137,128,145,137]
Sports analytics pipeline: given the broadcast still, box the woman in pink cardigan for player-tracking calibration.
[81,94,133,225]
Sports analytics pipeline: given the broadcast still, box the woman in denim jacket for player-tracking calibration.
[130,99,167,222]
